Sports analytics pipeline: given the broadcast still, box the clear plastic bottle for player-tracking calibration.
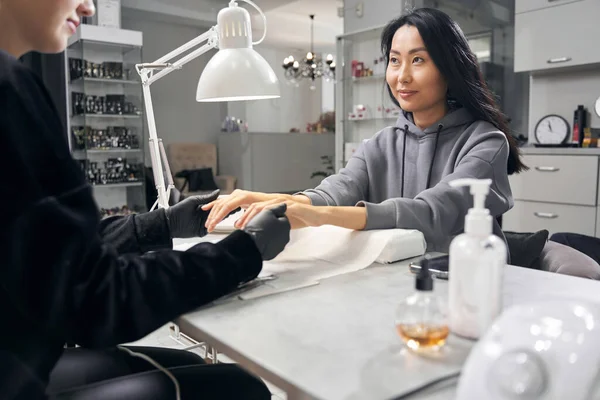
[448,179,506,339]
[395,260,449,352]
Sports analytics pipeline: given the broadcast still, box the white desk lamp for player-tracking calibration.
[136,0,280,210]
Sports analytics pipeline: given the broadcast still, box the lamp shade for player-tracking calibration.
[196,47,280,102]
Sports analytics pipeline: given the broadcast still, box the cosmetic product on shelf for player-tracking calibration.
[72,126,140,150]
[68,58,126,81]
[71,93,140,116]
[572,105,587,147]
[79,158,143,185]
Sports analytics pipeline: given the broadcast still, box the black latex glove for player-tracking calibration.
[243,203,291,261]
[165,189,220,238]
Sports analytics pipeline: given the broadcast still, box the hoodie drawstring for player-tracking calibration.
[425,124,443,190]
[400,123,443,198]
[400,125,408,198]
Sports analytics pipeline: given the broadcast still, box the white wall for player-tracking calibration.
[343,0,416,33]
[122,16,227,153]
[322,77,335,112]
[321,50,336,113]
[229,47,323,133]
[257,1,342,55]
[121,0,217,25]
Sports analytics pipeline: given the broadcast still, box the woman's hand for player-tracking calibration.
[235,199,325,230]
[202,189,288,233]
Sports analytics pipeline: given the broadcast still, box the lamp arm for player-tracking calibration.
[151,27,216,69]
[136,27,218,86]
[147,42,217,85]
[136,27,218,210]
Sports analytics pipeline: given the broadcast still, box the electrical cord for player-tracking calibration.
[117,345,181,400]
[387,371,461,400]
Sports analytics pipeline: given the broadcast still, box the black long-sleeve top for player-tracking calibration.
[0,50,262,399]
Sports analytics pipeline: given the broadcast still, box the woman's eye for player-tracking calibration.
[389,57,398,64]
[413,56,424,64]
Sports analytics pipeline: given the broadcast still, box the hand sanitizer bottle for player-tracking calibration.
[448,178,506,339]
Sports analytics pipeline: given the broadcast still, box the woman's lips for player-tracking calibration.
[398,90,418,99]
[67,19,79,34]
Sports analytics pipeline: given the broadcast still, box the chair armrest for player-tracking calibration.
[540,241,600,280]
[215,175,237,195]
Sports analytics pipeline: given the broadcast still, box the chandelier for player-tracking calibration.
[282,14,335,86]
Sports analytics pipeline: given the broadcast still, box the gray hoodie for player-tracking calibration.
[301,108,513,253]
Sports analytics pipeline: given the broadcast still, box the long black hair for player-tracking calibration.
[381,8,526,174]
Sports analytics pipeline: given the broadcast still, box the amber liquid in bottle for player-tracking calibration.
[396,324,450,351]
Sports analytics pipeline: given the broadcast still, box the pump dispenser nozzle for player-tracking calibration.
[449,179,493,236]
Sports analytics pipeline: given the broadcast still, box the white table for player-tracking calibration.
[175,239,600,400]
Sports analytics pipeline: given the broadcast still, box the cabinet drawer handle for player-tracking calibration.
[534,212,558,219]
[535,166,560,172]
[547,57,572,64]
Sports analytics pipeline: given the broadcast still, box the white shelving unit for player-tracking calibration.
[72,114,143,120]
[71,77,140,85]
[335,25,397,170]
[92,182,144,188]
[66,25,147,215]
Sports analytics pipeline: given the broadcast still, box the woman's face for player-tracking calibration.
[386,25,448,118]
[2,0,95,54]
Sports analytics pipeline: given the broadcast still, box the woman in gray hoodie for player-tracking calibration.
[204,8,526,253]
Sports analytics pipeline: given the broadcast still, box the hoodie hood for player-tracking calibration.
[395,107,475,137]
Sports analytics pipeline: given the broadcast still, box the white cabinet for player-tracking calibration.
[509,155,598,206]
[503,201,597,237]
[503,149,600,236]
[515,0,583,14]
[514,0,600,72]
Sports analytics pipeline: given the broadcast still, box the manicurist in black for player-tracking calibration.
[0,1,290,399]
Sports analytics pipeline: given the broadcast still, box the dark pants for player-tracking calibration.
[550,232,600,266]
[48,346,271,400]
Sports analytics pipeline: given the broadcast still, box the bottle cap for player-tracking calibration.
[416,258,433,291]
[449,178,493,236]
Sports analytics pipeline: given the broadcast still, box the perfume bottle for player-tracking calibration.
[395,260,449,352]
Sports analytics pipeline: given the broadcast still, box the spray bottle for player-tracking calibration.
[448,178,506,339]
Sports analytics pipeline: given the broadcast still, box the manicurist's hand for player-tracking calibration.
[243,204,291,260]
[202,189,288,233]
[236,199,325,230]
[164,189,220,238]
